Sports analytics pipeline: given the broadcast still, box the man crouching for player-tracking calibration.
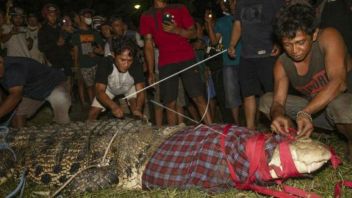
[259,4,352,160]
[88,38,140,120]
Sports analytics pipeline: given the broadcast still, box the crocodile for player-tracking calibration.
[0,118,181,196]
[0,119,332,196]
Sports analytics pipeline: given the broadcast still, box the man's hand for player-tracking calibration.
[228,45,236,58]
[162,21,180,34]
[271,115,295,136]
[111,105,124,118]
[57,36,65,46]
[271,44,281,56]
[296,116,314,138]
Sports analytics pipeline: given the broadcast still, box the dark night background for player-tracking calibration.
[0,0,222,28]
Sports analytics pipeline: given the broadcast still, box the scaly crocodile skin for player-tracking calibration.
[0,118,181,195]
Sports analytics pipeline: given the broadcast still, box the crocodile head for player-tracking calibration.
[269,138,332,179]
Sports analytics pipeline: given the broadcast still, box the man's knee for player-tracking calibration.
[258,92,274,118]
[327,93,352,124]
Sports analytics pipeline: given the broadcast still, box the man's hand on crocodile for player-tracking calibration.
[271,115,295,136]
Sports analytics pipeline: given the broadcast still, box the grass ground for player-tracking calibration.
[1,103,352,197]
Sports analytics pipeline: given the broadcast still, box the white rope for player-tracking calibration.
[149,100,224,136]
[150,100,199,124]
[51,51,228,197]
[122,49,227,100]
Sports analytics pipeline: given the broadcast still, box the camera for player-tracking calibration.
[162,13,174,24]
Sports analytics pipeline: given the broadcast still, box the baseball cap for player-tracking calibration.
[79,8,95,16]
[41,3,60,17]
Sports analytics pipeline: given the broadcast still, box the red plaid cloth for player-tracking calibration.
[142,124,283,191]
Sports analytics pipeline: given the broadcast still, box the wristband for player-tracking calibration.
[296,111,313,122]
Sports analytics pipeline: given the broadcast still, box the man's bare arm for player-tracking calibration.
[270,60,293,134]
[0,86,23,118]
[134,82,145,113]
[73,46,80,67]
[228,20,241,57]
[95,83,119,110]
[302,28,348,115]
[204,16,221,45]
[143,34,155,85]
[271,60,290,119]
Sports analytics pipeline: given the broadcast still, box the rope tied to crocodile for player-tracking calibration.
[142,124,343,197]
[50,119,135,197]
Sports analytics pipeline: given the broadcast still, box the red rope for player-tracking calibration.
[220,125,322,198]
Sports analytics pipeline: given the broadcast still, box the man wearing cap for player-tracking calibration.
[0,55,71,128]
[38,3,72,89]
[72,8,104,104]
[0,7,32,57]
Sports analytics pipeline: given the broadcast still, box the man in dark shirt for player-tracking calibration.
[88,38,140,120]
[259,3,352,160]
[38,3,72,78]
[0,56,71,128]
[228,0,284,129]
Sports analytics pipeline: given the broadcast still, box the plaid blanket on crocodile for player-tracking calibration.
[142,124,284,191]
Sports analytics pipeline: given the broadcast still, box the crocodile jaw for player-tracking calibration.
[269,138,331,179]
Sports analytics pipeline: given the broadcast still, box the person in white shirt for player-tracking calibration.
[0,7,32,57]
[88,38,141,120]
[26,13,44,63]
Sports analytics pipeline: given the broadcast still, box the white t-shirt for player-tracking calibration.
[27,26,45,63]
[2,24,31,57]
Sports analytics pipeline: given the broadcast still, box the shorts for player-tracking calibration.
[239,57,275,97]
[81,65,97,87]
[223,65,241,108]
[153,73,187,107]
[259,92,352,130]
[16,83,71,124]
[159,59,204,104]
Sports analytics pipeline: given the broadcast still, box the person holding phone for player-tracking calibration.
[140,0,212,126]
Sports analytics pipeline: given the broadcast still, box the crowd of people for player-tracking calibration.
[0,0,352,158]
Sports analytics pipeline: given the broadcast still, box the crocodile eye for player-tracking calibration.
[34,165,43,176]
[41,173,52,184]
[69,163,80,174]
[53,165,62,174]
[59,175,68,183]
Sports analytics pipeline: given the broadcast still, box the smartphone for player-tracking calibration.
[162,13,174,24]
